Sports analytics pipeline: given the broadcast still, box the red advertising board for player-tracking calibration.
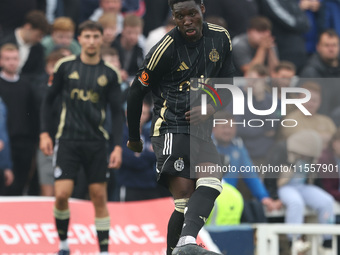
[0,197,175,255]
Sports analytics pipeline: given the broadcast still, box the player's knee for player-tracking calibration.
[196,177,223,194]
[90,189,107,204]
[55,190,71,204]
[174,198,189,213]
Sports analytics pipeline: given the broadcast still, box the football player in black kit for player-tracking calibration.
[40,21,123,255]
[126,0,234,254]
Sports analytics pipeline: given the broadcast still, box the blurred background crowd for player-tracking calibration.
[1,0,340,253]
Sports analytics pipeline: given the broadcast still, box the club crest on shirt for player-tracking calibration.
[209,49,220,63]
[97,75,108,87]
[174,157,185,172]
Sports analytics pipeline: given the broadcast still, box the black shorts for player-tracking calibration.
[151,133,221,186]
[53,140,109,184]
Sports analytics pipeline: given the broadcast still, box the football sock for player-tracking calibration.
[96,216,110,252]
[54,207,70,245]
[167,210,185,255]
[179,186,220,243]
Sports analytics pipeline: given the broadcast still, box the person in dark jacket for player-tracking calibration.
[300,29,340,116]
[111,13,144,81]
[0,10,49,82]
[0,43,38,196]
[257,0,310,73]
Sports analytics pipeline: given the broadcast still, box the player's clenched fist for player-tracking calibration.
[127,139,143,153]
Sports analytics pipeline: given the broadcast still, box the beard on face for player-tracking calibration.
[85,49,97,57]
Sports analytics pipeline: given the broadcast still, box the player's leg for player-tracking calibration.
[172,138,223,255]
[85,140,111,254]
[173,175,222,249]
[166,176,195,255]
[54,179,74,254]
[53,140,80,254]
[151,134,193,255]
[89,182,110,254]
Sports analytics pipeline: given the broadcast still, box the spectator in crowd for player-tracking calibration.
[212,110,281,223]
[300,0,325,54]
[35,50,66,197]
[205,16,228,29]
[320,128,340,201]
[300,30,340,116]
[101,48,129,109]
[204,0,258,38]
[0,10,49,81]
[122,0,142,13]
[265,130,334,254]
[271,61,297,83]
[111,14,144,81]
[0,43,38,196]
[270,61,297,116]
[0,0,46,38]
[101,47,128,84]
[304,30,340,117]
[90,0,124,36]
[300,29,340,78]
[54,0,81,27]
[79,0,100,24]
[258,0,310,73]
[98,13,118,49]
[280,81,336,148]
[234,64,278,165]
[0,96,14,195]
[143,0,170,37]
[42,17,81,57]
[232,16,279,76]
[144,17,176,55]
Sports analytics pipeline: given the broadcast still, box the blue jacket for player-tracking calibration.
[0,97,12,170]
[304,0,326,54]
[325,0,340,35]
[213,136,269,201]
[117,123,157,188]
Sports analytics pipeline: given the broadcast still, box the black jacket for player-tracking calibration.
[258,0,310,72]
[111,34,144,77]
[0,31,45,78]
[300,53,340,78]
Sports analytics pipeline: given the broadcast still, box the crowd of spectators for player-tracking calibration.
[1,0,340,253]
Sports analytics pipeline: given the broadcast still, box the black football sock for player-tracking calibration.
[167,210,185,255]
[180,186,220,240]
[96,217,110,252]
[54,207,70,242]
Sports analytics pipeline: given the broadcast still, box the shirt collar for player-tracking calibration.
[0,71,19,82]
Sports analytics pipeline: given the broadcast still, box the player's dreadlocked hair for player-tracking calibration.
[168,0,203,10]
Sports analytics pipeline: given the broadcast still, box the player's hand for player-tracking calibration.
[39,132,53,156]
[185,105,216,125]
[127,139,144,153]
[3,169,14,186]
[108,145,122,169]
